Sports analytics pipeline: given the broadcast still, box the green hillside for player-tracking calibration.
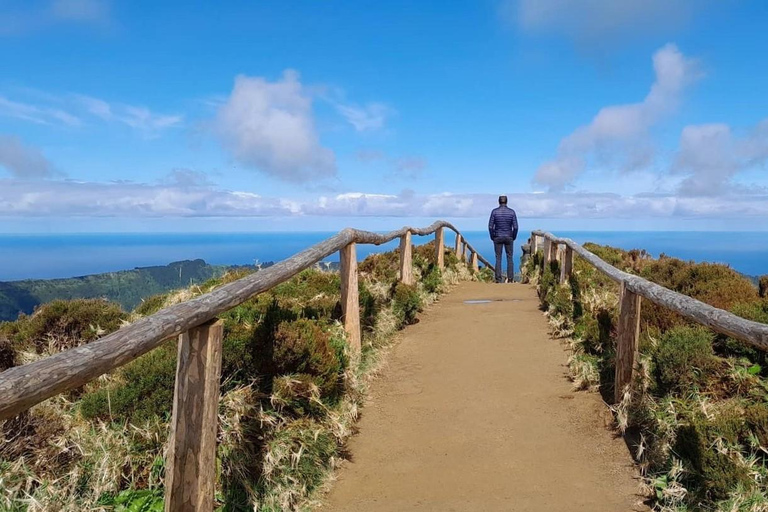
[0,260,253,321]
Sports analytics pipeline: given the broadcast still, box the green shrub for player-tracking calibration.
[718,300,768,365]
[79,343,177,424]
[271,270,341,320]
[413,241,438,267]
[392,283,422,327]
[760,276,768,298]
[443,250,461,271]
[133,294,168,316]
[5,299,126,353]
[358,281,380,333]
[640,258,758,332]
[272,319,347,404]
[421,265,443,294]
[98,489,164,511]
[538,261,559,307]
[0,334,15,371]
[674,407,752,501]
[654,326,719,396]
[258,419,337,510]
[583,243,628,267]
[358,251,399,282]
[477,267,494,283]
[271,374,325,417]
[545,284,573,321]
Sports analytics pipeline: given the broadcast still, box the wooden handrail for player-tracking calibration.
[530,229,768,403]
[531,230,768,351]
[0,221,491,420]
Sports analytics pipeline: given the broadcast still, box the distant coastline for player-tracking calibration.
[0,230,765,285]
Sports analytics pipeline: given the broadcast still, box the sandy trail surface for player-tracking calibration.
[320,282,647,511]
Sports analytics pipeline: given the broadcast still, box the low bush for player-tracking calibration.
[0,334,15,371]
[392,282,422,327]
[674,406,752,502]
[421,265,443,294]
[133,293,167,316]
[79,343,177,423]
[640,258,758,332]
[272,319,347,404]
[258,418,337,511]
[3,299,126,353]
[358,251,399,282]
[653,326,719,396]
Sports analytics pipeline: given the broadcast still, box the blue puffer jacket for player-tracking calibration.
[488,205,519,241]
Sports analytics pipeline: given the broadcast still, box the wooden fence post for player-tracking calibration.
[615,282,641,403]
[340,243,361,357]
[462,242,468,263]
[434,227,445,269]
[560,246,573,285]
[470,251,479,272]
[399,231,414,285]
[166,319,224,512]
[530,235,537,255]
[455,233,463,259]
[542,238,552,270]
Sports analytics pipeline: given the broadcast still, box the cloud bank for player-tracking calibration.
[1,175,766,219]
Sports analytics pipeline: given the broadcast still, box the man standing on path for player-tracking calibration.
[488,195,519,283]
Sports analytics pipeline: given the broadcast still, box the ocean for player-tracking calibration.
[0,231,766,281]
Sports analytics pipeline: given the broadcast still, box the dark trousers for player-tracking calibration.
[493,237,514,283]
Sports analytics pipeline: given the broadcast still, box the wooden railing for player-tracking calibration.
[0,220,491,512]
[528,231,768,403]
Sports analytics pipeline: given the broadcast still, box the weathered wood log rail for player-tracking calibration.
[529,230,768,403]
[0,220,490,512]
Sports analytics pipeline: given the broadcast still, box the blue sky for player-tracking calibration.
[1,0,767,232]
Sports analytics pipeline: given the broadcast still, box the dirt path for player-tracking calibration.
[320,282,647,512]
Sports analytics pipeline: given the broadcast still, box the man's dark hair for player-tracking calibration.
[498,195,508,205]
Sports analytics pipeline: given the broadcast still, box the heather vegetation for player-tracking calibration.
[0,241,479,511]
[525,243,768,511]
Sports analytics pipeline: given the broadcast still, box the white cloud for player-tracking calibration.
[508,0,698,44]
[215,70,336,182]
[0,90,183,134]
[672,118,768,195]
[334,102,392,131]
[0,135,54,179]
[534,44,700,190]
[74,94,183,133]
[0,95,82,126]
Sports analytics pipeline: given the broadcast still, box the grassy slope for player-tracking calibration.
[526,245,768,511]
[0,242,484,511]
[0,259,260,322]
